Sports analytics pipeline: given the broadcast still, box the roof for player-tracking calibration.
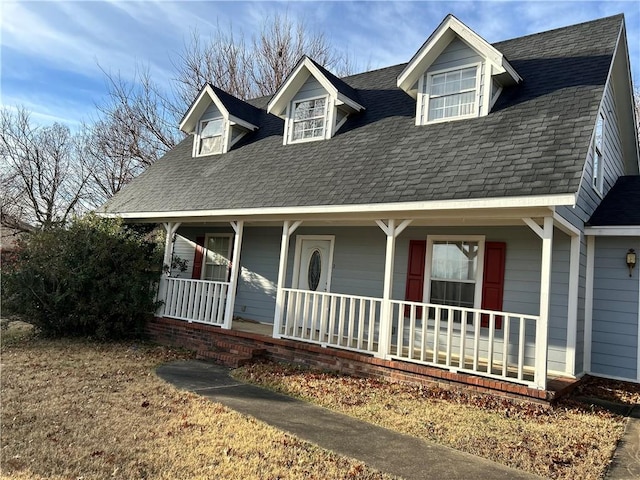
[305,56,362,105]
[588,176,640,226]
[103,15,624,216]
[209,85,261,126]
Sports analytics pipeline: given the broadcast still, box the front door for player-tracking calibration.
[294,237,334,292]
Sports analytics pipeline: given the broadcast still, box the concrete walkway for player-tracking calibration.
[157,360,540,480]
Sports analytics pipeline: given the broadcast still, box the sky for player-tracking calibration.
[1,0,639,128]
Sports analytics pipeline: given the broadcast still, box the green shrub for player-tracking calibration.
[1,213,162,340]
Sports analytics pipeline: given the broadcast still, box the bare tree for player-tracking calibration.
[87,13,358,204]
[251,13,339,97]
[0,107,92,230]
[173,24,255,105]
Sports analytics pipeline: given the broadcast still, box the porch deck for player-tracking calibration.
[188,318,577,402]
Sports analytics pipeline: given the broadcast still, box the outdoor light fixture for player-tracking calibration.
[626,249,637,277]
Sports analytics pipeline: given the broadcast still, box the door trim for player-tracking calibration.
[292,235,335,291]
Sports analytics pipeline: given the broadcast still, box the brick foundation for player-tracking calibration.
[147,316,578,403]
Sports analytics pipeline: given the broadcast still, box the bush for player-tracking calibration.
[1,214,162,340]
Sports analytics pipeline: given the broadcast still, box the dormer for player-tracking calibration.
[398,15,521,125]
[180,84,260,157]
[267,56,365,145]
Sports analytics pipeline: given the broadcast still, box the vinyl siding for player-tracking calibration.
[202,103,222,120]
[555,74,627,374]
[591,236,640,381]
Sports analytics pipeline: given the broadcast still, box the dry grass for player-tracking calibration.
[575,375,640,405]
[233,362,627,480]
[0,325,395,480]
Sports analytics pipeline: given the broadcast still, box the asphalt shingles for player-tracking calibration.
[102,15,623,215]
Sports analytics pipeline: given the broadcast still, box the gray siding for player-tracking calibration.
[553,75,627,375]
[591,237,640,380]
[202,103,222,120]
[292,75,327,102]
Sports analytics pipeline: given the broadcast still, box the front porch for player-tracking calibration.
[156,209,583,395]
[147,316,578,402]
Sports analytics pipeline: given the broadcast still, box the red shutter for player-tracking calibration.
[481,242,506,329]
[192,236,205,279]
[405,240,426,316]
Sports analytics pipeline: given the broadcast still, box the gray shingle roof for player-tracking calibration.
[103,15,623,215]
[588,176,640,226]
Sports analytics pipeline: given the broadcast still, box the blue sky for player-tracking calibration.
[2,1,639,127]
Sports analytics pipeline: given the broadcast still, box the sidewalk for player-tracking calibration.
[157,360,541,480]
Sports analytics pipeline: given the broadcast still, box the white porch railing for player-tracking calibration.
[279,288,382,354]
[277,288,541,387]
[159,277,229,326]
[389,300,540,386]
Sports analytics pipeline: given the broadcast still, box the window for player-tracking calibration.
[197,118,224,156]
[425,66,478,122]
[291,97,327,142]
[202,235,232,282]
[426,237,484,309]
[592,113,605,194]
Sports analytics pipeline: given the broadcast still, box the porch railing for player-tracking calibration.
[159,277,229,326]
[277,288,541,387]
[279,288,382,354]
[389,300,539,385]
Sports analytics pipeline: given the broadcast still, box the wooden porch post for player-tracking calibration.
[162,222,181,274]
[584,235,595,375]
[158,222,181,315]
[526,216,553,390]
[273,220,302,338]
[223,221,244,330]
[376,219,412,359]
[565,233,581,376]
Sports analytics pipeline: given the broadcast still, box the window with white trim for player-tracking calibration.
[592,112,605,194]
[424,65,479,122]
[426,237,484,308]
[197,118,225,156]
[202,234,232,282]
[290,97,327,142]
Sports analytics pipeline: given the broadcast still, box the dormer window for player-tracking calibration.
[197,118,224,156]
[397,15,521,125]
[425,65,479,122]
[267,56,364,146]
[180,84,260,158]
[291,97,327,142]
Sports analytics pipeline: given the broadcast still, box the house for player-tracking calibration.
[101,14,639,399]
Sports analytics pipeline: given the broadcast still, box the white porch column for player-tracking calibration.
[524,216,553,390]
[584,235,595,375]
[565,233,581,376]
[158,222,181,315]
[223,221,244,330]
[376,219,412,359]
[273,220,302,338]
[162,222,181,274]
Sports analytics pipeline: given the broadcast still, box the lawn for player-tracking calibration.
[233,362,627,480]
[0,323,394,480]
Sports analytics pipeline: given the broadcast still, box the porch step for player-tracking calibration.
[196,338,267,368]
[212,339,267,357]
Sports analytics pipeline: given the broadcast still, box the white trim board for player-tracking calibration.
[101,193,575,221]
[585,226,640,236]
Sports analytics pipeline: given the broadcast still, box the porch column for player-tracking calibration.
[565,233,581,375]
[223,221,244,330]
[273,220,303,338]
[583,235,595,375]
[376,219,412,359]
[524,216,553,389]
[158,222,181,315]
[162,222,181,274]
